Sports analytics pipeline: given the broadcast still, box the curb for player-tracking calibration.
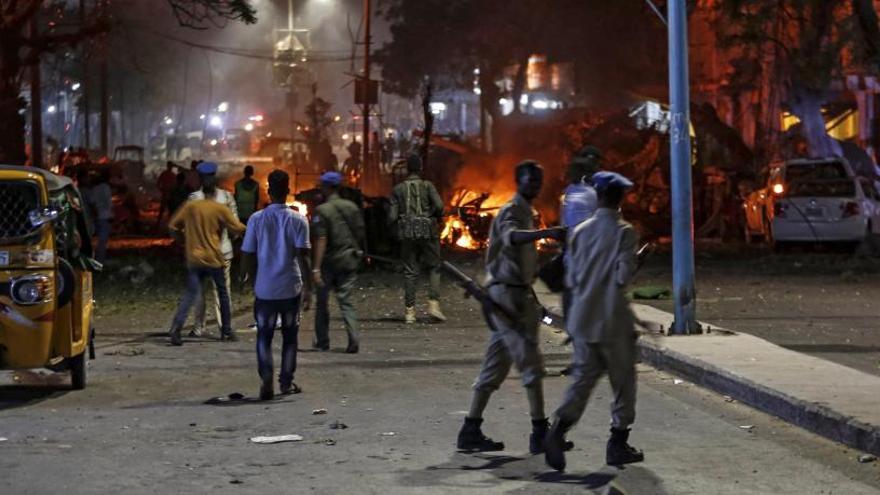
[543,307,880,457]
[637,338,880,457]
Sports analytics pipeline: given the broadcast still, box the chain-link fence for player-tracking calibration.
[0,182,40,244]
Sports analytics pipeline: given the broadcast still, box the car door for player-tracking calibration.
[858,178,880,233]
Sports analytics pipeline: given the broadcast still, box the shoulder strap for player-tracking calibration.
[329,201,360,248]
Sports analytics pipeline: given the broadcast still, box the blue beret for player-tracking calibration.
[591,171,633,191]
[320,171,342,186]
[197,161,218,175]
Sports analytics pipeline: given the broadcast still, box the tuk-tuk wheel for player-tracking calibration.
[70,352,87,390]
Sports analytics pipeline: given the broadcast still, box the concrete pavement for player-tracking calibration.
[1,267,880,494]
[535,283,880,458]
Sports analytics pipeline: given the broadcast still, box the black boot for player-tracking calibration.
[606,428,644,466]
[169,326,183,346]
[543,417,573,472]
[456,417,504,452]
[530,419,575,455]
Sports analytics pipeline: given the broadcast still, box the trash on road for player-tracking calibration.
[739,425,755,431]
[249,434,304,444]
[0,437,7,442]
[312,408,328,415]
[631,286,670,300]
[330,420,348,430]
[673,379,684,385]
[858,454,877,463]
[204,393,246,405]
[379,432,397,436]
[323,439,337,446]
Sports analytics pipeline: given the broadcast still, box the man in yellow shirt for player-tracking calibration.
[168,162,246,345]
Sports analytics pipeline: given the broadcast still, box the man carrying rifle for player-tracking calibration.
[456,160,567,454]
[544,171,644,471]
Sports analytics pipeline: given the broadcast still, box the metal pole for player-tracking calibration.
[80,0,90,150]
[362,0,371,192]
[668,0,698,334]
[30,16,43,169]
[288,0,294,32]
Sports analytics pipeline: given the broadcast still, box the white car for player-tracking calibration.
[770,175,880,243]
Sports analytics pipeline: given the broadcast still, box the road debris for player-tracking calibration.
[723,396,736,403]
[673,379,684,385]
[249,434,304,444]
[379,432,397,436]
[312,408,328,415]
[104,347,145,357]
[329,420,348,430]
[739,425,755,431]
[204,393,246,405]
[858,454,877,463]
[323,439,337,446]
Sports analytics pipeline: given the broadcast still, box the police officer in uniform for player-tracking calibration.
[456,160,567,454]
[312,171,365,354]
[388,154,446,324]
[544,171,644,471]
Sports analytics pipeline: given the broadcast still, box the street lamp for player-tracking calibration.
[47,105,57,114]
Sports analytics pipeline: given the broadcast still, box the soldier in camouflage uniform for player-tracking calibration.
[312,171,365,354]
[388,154,446,324]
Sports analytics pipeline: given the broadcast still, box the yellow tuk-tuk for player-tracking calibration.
[0,165,96,389]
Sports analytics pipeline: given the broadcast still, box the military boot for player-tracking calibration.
[405,306,416,324]
[606,428,644,466]
[530,418,574,455]
[543,417,573,472]
[456,417,504,452]
[428,300,447,322]
[169,325,183,346]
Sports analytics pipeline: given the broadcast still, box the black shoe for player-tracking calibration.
[169,326,183,346]
[543,418,571,472]
[312,341,330,351]
[606,428,644,466]
[259,379,274,401]
[280,382,302,395]
[221,331,239,342]
[456,417,505,452]
[345,343,359,354]
[530,419,574,455]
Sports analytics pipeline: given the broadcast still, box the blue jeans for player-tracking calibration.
[255,297,301,388]
[94,218,111,263]
[172,266,232,334]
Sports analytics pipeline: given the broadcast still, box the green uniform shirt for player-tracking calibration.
[313,193,365,272]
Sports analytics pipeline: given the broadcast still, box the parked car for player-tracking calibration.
[743,158,857,243]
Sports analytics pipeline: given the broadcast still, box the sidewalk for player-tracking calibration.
[534,283,880,457]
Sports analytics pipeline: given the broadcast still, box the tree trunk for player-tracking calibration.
[478,63,501,153]
[510,53,529,115]
[852,0,880,69]
[787,86,842,158]
[0,29,27,165]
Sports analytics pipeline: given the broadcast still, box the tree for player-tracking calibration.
[716,0,879,159]
[0,0,256,165]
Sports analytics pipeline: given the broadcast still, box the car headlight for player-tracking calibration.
[10,275,52,305]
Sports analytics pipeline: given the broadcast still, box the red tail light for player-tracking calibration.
[774,202,786,218]
[842,201,860,218]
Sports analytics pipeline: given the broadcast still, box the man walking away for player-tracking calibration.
[312,171,364,354]
[241,170,311,401]
[168,162,246,345]
[456,161,567,454]
[156,161,178,229]
[189,164,239,337]
[544,171,643,472]
[388,154,446,324]
[235,165,262,225]
[560,146,601,228]
[89,168,114,264]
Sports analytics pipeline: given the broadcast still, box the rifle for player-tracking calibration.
[440,260,521,331]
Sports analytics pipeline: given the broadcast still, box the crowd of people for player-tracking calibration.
[158,146,644,472]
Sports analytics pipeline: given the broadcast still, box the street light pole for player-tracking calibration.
[362,0,371,191]
[668,0,699,334]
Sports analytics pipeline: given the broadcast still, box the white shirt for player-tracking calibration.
[565,208,638,343]
[189,189,238,260]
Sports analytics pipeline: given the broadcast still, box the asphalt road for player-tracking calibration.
[1,262,878,494]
